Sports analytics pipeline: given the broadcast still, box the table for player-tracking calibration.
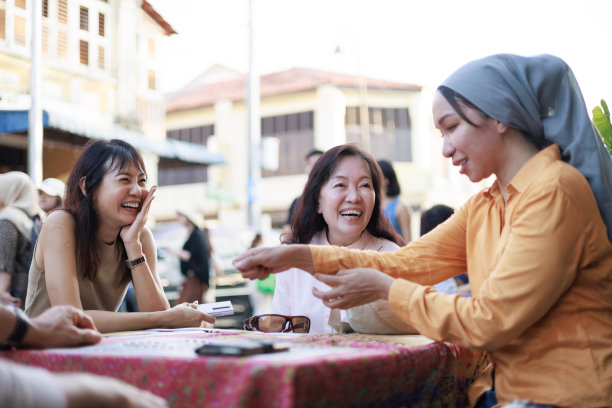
[1,328,490,408]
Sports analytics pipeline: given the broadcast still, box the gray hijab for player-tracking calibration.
[440,54,612,242]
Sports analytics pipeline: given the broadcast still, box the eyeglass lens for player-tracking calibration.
[289,317,309,333]
[244,314,310,333]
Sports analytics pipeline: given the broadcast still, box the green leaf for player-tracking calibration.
[593,102,612,155]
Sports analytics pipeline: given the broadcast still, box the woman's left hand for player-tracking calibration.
[120,186,156,251]
[312,268,395,309]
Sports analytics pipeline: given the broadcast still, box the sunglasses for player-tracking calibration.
[243,314,311,333]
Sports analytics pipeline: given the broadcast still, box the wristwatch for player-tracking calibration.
[1,306,30,349]
[125,254,146,269]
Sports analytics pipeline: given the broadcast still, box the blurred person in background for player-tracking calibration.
[25,139,214,332]
[0,172,40,308]
[38,178,65,215]
[377,159,412,242]
[0,304,167,408]
[169,207,211,305]
[273,144,411,334]
[420,204,470,295]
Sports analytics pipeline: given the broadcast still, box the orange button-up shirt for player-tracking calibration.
[312,145,612,407]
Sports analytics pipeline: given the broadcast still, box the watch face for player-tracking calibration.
[126,255,146,269]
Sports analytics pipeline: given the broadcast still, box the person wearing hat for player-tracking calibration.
[38,178,65,215]
[170,207,211,305]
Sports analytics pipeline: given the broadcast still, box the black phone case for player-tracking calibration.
[195,339,290,357]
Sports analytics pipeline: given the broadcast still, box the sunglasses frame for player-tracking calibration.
[243,314,311,333]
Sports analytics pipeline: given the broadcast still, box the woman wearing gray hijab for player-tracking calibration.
[233,54,612,407]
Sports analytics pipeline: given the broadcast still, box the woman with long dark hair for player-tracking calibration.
[235,54,612,406]
[272,144,412,334]
[25,139,213,332]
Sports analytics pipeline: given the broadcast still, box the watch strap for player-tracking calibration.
[6,306,29,346]
[125,254,146,269]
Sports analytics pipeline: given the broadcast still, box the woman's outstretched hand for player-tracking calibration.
[312,268,394,309]
[232,245,313,280]
[161,302,215,328]
[120,186,156,251]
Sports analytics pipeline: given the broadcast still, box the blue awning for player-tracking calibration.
[0,110,49,133]
[0,109,225,165]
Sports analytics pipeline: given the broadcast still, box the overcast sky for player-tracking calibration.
[148,0,612,112]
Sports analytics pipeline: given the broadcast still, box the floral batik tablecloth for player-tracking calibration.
[1,328,491,408]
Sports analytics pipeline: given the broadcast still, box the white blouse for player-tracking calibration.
[272,230,399,333]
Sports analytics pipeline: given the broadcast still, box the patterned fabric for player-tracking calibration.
[0,220,30,303]
[1,330,490,408]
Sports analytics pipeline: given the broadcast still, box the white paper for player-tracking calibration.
[197,300,234,317]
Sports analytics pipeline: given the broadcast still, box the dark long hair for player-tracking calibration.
[377,159,401,197]
[64,139,146,283]
[284,144,404,246]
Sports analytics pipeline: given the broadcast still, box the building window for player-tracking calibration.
[0,8,5,40]
[58,0,68,24]
[42,0,49,17]
[345,107,412,162]
[97,44,104,69]
[79,6,88,31]
[147,69,156,90]
[98,12,104,36]
[261,111,314,177]
[79,39,88,65]
[14,15,26,45]
[15,0,25,9]
[42,25,48,55]
[148,37,155,58]
[159,125,215,186]
[57,30,68,59]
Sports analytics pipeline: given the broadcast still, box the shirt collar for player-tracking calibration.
[483,144,561,200]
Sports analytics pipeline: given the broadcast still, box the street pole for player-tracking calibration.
[28,0,43,185]
[246,0,261,230]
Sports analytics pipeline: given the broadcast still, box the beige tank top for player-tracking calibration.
[25,240,129,317]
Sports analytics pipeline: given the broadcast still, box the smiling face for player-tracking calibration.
[318,155,375,246]
[433,91,504,183]
[91,162,148,230]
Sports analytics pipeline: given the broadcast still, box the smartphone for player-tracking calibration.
[195,339,290,357]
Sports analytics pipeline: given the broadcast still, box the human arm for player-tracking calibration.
[54,373,168,408]
[119,187,169,311]
[310,209,467,284]
[0,361,168,408]
[233,245,314,280]
[312,269,394,309]
[382,176,600,350]
[164,247,191,262]
[127,227,170,312]
[39,212,213,333]
[85,302,214,333]
[1,304,100,348]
